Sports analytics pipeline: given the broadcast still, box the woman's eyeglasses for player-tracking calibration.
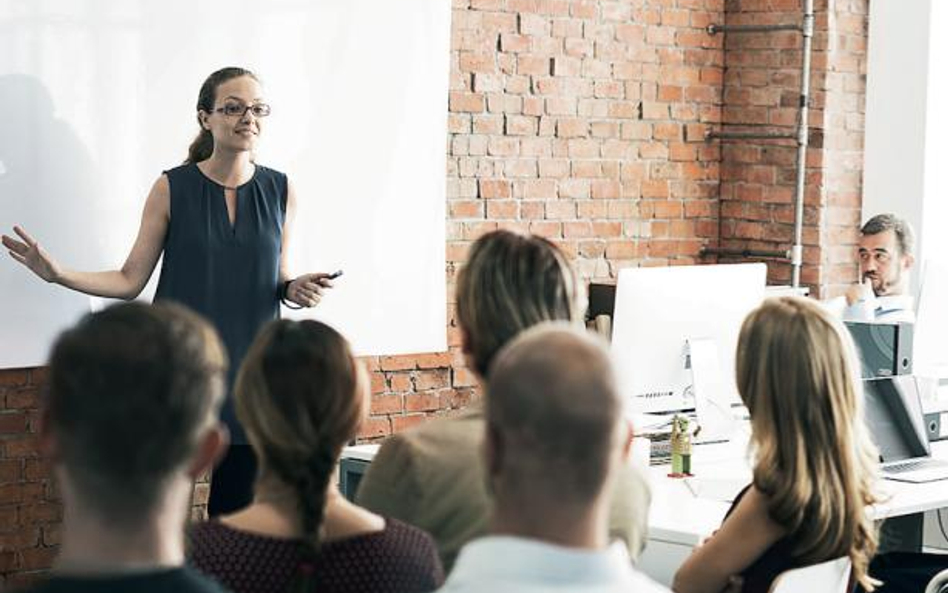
[214,102,271,118]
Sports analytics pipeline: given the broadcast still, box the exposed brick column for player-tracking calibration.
[716,0,868,297]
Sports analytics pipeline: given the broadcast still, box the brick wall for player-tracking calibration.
[716,0,868,297]
[0,369,59,587]
[0,0,871,582]
[359,0,729,441]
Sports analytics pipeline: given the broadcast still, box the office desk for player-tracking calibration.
[342,440,948,586]
[639,437,948,584]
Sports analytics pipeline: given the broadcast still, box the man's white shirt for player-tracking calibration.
[842,293,915,323]
[437,536,670,593]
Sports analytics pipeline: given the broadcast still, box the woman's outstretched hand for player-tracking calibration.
[285,272,335,308]
[2,225,62,283]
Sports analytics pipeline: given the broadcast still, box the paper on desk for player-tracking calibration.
[629,412,675,433]
[684,477,747,503]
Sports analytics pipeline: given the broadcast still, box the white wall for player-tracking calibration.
[0,0,451,367]
[863,0,947,290]
[921,0,948,269]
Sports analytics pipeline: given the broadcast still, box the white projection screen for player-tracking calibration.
[0,0,450,367]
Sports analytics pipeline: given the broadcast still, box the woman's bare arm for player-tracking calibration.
[3,176,170,300]
[673,486,786,593]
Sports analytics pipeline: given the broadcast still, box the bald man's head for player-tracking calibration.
[485,323,625,506]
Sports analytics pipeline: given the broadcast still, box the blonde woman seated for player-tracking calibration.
[673,297,880,593]
[188,320,444,593]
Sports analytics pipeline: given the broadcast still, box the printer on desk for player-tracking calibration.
[844,321,913,379]
[843,320,948,443]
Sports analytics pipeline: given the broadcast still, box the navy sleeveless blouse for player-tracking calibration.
[155,163,287,444]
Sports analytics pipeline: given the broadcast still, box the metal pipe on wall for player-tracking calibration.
[706,1,816,288]
[790,0,815,288]
[707,23,802,35]
[700,247,790,260]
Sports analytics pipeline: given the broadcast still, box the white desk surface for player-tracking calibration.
[342,435,948,547]
[640,435,948,584]
[645,436,948,547]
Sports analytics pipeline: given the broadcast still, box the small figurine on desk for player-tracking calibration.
[669,414,700,478]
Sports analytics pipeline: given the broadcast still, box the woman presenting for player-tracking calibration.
[2,66,333,515]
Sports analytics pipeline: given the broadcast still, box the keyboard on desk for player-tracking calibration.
[886,459,945,473]
[882,457,948,483]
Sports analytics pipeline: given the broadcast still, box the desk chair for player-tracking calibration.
[768,557,852,593]
[926,568,948,593]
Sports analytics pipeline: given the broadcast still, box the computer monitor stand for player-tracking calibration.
[687,338,737,444]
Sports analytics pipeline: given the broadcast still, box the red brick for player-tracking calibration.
[487,137,520,156]
[405,393,442,412]
[472,73,504,93]
[0,525,39,549]
[358,417,390,439]
[563,222,593,238]
[459,52,496,73]
[551,57,581,77]
[0,460,21,485]
[4,437,42,459]
[556,118,588,138]
[559,179,590,199]
[517,55,551,76]
[0,370,28,387]
[0,550,17,571]
[591,180,620,199]
[379,356,415,372]
[449,92,485,113]
[453,367,478,388]
[571,1,595,18]
[390,374,413,393]
[478,179,511,199]
[545,201,576,220]
[19,503,61,525]
[392,415,427,433]
[23,460,50,482]
[642,102,669,120]
[470,0,503,9]
[505,114,537,135]
[499,33,530,53]
[371,395,403,415]
[0,413,28,434]
[414,352,453,369]
[505,159,538,178]
[606,241,639,259]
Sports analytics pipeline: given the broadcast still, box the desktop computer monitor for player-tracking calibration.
[611,263,767,415]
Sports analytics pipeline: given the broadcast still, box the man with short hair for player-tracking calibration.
[844,213,916,322]
[22,302,230,593]
[356,231,651,572]
[438,324,668,593]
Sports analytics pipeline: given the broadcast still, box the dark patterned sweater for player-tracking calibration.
[188,517,443,593]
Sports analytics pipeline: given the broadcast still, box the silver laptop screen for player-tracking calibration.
[863,376,930,463]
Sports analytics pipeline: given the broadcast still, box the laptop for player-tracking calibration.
[864,376,948,483]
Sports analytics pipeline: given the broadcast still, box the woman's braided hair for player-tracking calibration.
[235,320,365,593]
